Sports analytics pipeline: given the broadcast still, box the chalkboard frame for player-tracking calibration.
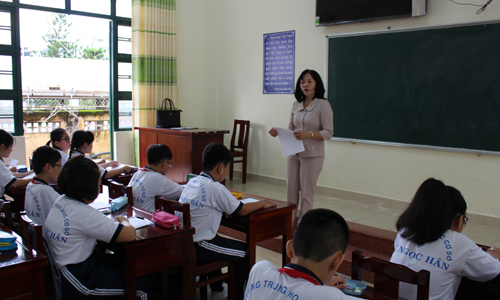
[326,20,500,156]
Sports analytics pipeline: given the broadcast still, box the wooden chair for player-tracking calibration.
[154,195,236,300]
[19,211,45,253]
[108,180,133,207]
[0,200,13,229]
[351,250,430,300]
[228,120,250,184]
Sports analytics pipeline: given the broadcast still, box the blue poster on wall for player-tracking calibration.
[263,30,295,94]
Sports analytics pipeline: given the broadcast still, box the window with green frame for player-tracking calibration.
[0,0,132,138]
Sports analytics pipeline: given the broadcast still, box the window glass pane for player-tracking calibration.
[20,0,65,9]
[118,62,132,91]
[0,55,13,90]
[0,11,11,46]
[118,25,132,54]
[71,0,111,16]
[118,100,132,129]
[0,55,12,71]
[0,100,14,133]
[0,11,10,27]
[116,0,132,18]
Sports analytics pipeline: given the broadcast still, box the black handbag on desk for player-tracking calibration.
[156,98,182,128]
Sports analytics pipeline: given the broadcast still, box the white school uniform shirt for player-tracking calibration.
[244,260,351,300]
[70,150,107,178]
[0,159,16,198]
[129,167,183,212]
[390,229,500,300]
[24,178,60,225]
[178,172,243,242]
[54,147,69,165]
[44,195,122,269]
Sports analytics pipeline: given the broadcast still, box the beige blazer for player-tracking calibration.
[287,98,334,157]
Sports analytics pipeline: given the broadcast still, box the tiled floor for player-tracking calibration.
[225,177,500,265]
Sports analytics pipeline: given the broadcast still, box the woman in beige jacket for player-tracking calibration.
[269,69,334,228]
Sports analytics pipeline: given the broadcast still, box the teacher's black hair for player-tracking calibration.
[396,178,467,245]
[294,69,326,102]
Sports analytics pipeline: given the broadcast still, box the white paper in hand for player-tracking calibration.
[274,127,305,157]
[8,158,18,167]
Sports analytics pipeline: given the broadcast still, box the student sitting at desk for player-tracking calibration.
[129,143,183,212]
[24,146,61,225]
[390,178,500,300]
[69,130,134,180]
[44,155,151,299]
[46,128,71,166]
[244,208,351,300]
[0,129,32,199]
[179,143,275,300]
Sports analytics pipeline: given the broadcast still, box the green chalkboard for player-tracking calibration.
[328,22,500,152]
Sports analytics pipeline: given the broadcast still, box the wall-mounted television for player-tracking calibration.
[316,0,427,26]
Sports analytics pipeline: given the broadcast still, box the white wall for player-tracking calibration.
[177,0,500,218]
[9,136,27,166]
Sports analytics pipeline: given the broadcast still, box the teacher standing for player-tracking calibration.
[269,69,333,228]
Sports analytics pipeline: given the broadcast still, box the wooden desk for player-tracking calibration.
[106,206,196,300]
[135,127,229,182]
[0,223,47,299]
[455,244,500,299]
[220,192,296,273]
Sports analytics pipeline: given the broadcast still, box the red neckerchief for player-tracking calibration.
[279,264,322,286]
[31,178,49,185]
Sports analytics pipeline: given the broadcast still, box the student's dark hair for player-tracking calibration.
[293,208,350,262]
[69,130,94,157]
[294,69,326,102]
[147,144,173,166]
[57,155,100,203]
[202,143,232,172]
[46,128,67,147]
[0,129,14,149]
[32,146,61,175]
[396,178,467,245]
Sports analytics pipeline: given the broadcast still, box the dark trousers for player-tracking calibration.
[61,251,152,299]
[195,234,247,300]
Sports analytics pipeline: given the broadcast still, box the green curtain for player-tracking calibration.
[132,0,177,165]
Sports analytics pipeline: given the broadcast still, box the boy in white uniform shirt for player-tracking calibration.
[130,144,183,212]
[179,143,275,300]
[24,146,62,225]
[244,208,352,300]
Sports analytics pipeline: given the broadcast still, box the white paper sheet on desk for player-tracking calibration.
[128,217,154,229]
[274,127,305,157]
[22,172,36,179]
[89,201,110,210]
[241,198,260,204]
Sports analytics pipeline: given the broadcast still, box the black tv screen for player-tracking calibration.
[316,0,426,26]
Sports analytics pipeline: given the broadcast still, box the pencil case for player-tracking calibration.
[342,278,367,296]
[110,196,128,212]
[151,210,180,229]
